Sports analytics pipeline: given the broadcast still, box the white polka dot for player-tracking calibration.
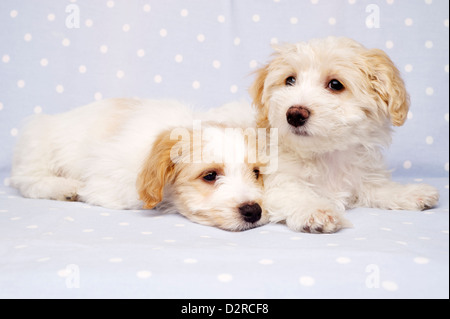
[26,225,38,229]
[252,14,260,22]
[175,54,183,63]
[106,1,115,8]
[82,229,94,232]
[233,37,241,46]
[47,13,55,21]
[328,17,336,25]
[57,269,71,278]
[217,15,226,23]
[385,41,394,49]
[2,54,10,63]
[56,85,64,93]
[249,60,258,69]
[180,9,189,17]
[36,257,51,263]
[445,65,449,73]
[414,257,430,264]
[78,65,87,73]
[405,18,413,26]
[143,4,151,12]
[122,24,130,32]
[311,0,319,4]
[24,33,32,42]
[290,17,298,24]
[85,19,93,27]
[154,75,162,83]
[159,29,167,37]
[407,111,413,120]
[382,281,399,291]
[17,80,25,88]
[426,87,434,96]
[336,257,351,264]
[425,0,433,5]
[174,224,185,227]
[118,222,129,226]
[445,163,449,172]
[290,236,302,240]
[403,160,412,169]
[197,34,205,42]
[94,92,103,100]
[425,136,434,145]
[259,259,274,265]
[141,231,152,235]
[425,40,433,49]
[40,58,48,67]
[62,38,70,47]
[34,106,42,113]
[212,60,221,69]
[299,276,315,286]
[183,258,198,264]
[136,270,152,279]
[137,49,145,57]
[218,273,233,282]
[10,10,18,18]
[270,37,279,44]
[230,85,238,93]
[109,257,123,263]
[404,64,413,72]
[192,81,200,89]
[445,19,449,28]
[100,45,108,53]
[116,70,124,79]
[386,0,394,4]
[0,102,3,110]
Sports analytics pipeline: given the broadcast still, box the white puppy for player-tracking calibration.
[10,99,268,231]
[249,37,439,233]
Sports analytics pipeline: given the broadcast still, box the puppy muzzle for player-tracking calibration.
[286,106,310,127]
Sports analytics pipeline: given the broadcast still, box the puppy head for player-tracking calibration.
[136,125,268,231]
[249,37,410,153]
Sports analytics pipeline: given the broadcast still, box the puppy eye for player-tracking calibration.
[285,76,296,87]
[328,79,345,91]
[202,171,217,182]
[253,169,260,179]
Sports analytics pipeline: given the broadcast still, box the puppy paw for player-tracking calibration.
[387,184,440,211]
[404,184,439,211]
[286,207,351,234]
[50,179,83,202]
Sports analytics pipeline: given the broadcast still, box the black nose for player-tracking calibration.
[239,203,262,223]
[286,106,310,127]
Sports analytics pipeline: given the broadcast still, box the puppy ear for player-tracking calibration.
[136,131,179,209]
[362,49,410,126]
[249,65,270,128]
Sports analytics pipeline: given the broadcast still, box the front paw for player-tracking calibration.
[389,184,440,211]
[285,207,351,234]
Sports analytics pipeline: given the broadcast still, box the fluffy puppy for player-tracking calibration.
[10,99,268,231]
[249,37,439,233]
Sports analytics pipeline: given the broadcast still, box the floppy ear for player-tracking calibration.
[136,132,179,209]
[362,49,410,126]
[249,65,270,128]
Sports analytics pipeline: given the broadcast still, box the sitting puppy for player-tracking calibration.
[249,37,439,233]
[10,98,268,231]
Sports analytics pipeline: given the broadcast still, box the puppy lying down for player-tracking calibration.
[10,99,269,231]
[249,37,439,233]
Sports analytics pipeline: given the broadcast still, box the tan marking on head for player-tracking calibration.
[360,49,410,126]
